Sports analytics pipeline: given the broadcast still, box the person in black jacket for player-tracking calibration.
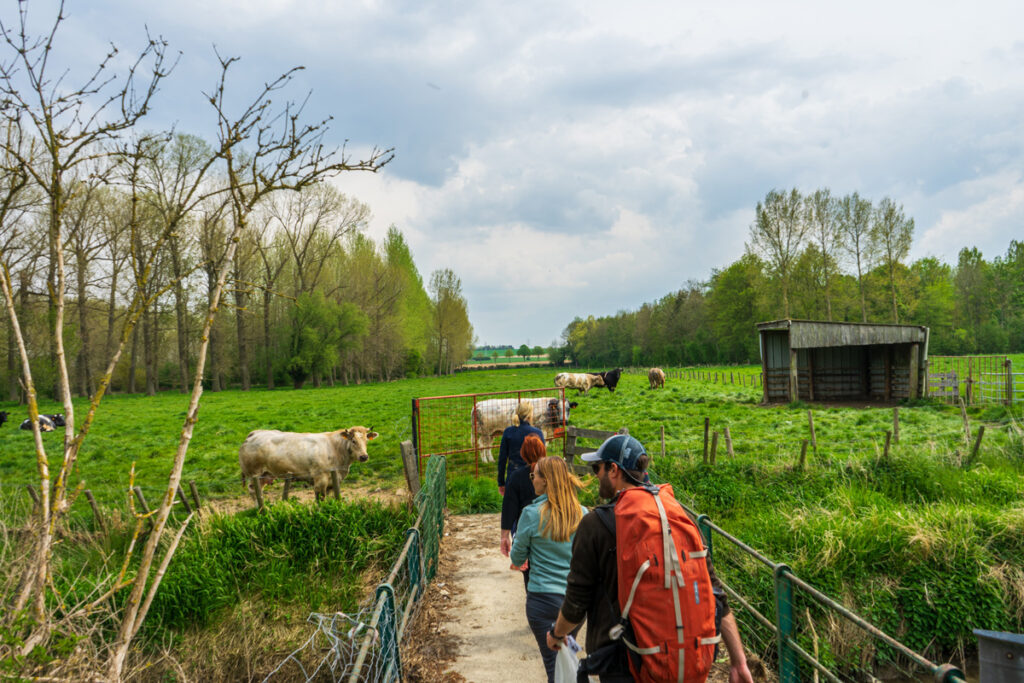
[500,433,545,587]
[497,401,544,494]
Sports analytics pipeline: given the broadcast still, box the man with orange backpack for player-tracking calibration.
[545,433,754,683]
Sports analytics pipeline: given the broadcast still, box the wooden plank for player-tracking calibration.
[789,346,799,401]
[566,426,618,440]
[400,440,421,496]
[908,343,920,398]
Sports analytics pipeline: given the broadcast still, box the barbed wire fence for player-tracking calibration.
[263,453,446,683]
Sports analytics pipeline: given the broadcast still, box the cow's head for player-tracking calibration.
[340,426,379,462]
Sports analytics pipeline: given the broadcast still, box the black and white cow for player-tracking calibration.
[19,413,64,432]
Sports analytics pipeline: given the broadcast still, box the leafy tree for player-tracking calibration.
[532,345,543,358]
[518,344,530,359]
[286,291,367,388]
[429,268,474,374]
[504,347,514,360]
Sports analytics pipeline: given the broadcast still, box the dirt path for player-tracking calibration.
[420,513,551,682]
[403,513,770,683]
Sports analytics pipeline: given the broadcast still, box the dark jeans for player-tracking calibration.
[525,591,580,683]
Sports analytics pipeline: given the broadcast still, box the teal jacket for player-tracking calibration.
[510,494,587,595]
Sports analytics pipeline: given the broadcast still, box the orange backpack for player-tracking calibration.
[608,484,720,683]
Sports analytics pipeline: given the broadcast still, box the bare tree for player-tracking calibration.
[250,202,291,388]
[803,188,840,321]
[273,183,369,297]
[838,192,874,322]
[870,197,914,324]
[104,53,392,678]
[0,0,172,647]
[748,188,807,318]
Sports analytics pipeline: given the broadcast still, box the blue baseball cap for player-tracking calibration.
[582,434,647,471]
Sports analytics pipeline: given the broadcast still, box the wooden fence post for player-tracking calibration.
[703,417,710,462]
[807,410,817,459]
[883,431,892,460]
[710,432,719,465]
[660,425,666,459]
[798,440,808,469]
[401,440,421,496]
[176,485,192,514]
[84,489,105,533]
[188,480,202,512]
[724,426,734,458]
[965,425,986,469]
[282,480,291,500]
[959,396,970,447]
[1007,359,1014,407]
[893,407,900,444]
[133,486,151,515]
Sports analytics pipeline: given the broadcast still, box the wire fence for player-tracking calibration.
[264,453,446,683]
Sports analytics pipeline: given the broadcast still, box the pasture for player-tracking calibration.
[2,365,1022,676]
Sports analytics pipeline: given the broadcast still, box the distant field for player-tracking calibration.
[464,353,550,365]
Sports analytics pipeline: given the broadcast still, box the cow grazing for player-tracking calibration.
[0,411,7,427]
[239,426,379,501]
[20,415,56,432]
[597,368,624,393]
[648,367,666,389]
[554,372,605,395]
[471,397,578,463]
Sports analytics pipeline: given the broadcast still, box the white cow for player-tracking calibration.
[239,426,379,501]
[648,367,666,389]
[554,372,605,395]
[471,397,577,463]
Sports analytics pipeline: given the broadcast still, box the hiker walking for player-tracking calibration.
[497,401,544,495]
[545,433,754,683]
[500,433,545,587]
[510,456,587,683]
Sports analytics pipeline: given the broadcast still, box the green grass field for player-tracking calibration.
[2,364,1022,674]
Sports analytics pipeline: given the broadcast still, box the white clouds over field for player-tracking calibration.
[44,0,1024,344]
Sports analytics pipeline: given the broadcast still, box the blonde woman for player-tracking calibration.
[510,456,587,682]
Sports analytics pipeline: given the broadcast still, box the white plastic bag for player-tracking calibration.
[554,634,582,683]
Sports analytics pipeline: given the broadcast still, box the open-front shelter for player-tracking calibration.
[757,320,930,404]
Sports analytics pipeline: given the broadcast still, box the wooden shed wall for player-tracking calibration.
[760,330,923,403]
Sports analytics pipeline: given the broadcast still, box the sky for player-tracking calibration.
[17,0,1024,346]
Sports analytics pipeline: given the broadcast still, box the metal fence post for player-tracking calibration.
[774,563,799,683]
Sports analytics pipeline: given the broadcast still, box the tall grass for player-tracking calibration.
[141,498,414,638]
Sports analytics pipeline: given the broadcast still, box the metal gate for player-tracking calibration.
[927,355,1012,405]
[411,387,569,478]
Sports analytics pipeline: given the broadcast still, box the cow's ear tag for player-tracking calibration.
[367,432,378,440]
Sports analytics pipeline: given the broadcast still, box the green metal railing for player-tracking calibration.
[687,507,968,683]
[265,454,446,683]
[347,454,446,682]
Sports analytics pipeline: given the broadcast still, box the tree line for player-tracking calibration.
[556,188,1024,367]
[1,137,475,401]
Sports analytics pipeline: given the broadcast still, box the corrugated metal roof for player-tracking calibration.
[756,319,928,349]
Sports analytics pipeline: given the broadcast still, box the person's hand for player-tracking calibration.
[498,485,505,496]
[500,535,511,557]
[509,559,529,571]
[545,629,564,651]
[729,660,754,683]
